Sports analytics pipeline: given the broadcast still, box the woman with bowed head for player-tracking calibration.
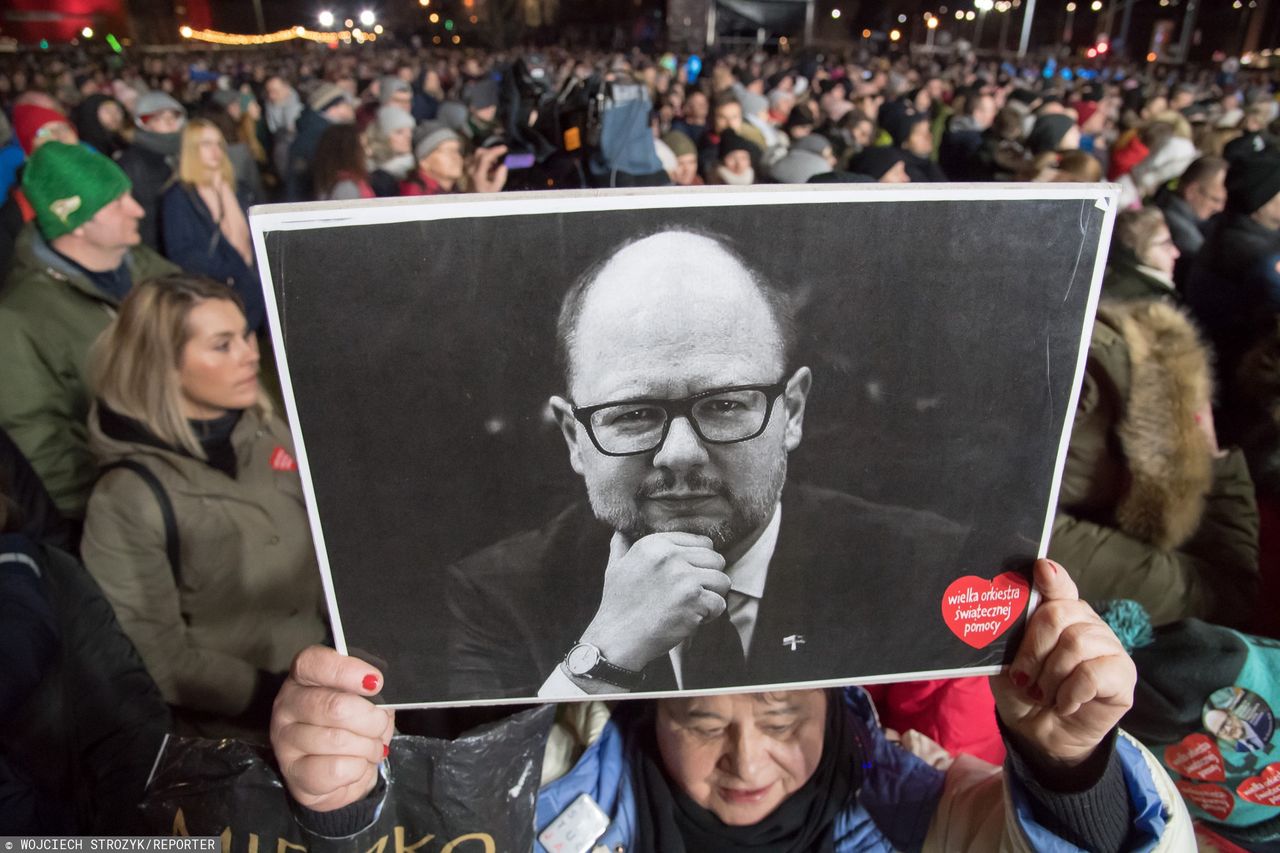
[159,119,264,332]
[270,560,1192,850]
[81,275,326,739]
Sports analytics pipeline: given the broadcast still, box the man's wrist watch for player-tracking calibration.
[563,642,645,690]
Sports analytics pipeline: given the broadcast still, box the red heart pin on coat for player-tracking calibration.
[270,446,298,472]
[1176,781,1235,821]
[1238,763,1280,807]
[940,572,1029,649]
[1164,733,1226,782]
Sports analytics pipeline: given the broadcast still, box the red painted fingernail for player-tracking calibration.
[362,674,379,692]
[383,743,389,759]
[1028,685,1044,702]
[1011,670,1029,688]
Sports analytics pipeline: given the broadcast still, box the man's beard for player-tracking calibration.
[586,455,786,553]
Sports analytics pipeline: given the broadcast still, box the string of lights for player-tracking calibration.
[176,26,377,45]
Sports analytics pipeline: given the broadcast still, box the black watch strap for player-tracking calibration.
[565,643,646,690]
[590,657,646,690]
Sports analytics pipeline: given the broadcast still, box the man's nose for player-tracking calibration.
[652,415,710,470]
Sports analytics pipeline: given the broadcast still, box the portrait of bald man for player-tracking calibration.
[446,230,967,701]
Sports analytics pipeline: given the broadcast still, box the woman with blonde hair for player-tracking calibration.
[160,118,264,331]
[81,274,325,739]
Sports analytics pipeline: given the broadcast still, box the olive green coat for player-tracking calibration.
[1049,300,1259,628]
[0,224,177,518]
[81,405,326,727]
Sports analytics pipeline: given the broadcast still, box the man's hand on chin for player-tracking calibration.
[563,531,729,689]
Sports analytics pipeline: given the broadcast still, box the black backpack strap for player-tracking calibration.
[99,460,182,586]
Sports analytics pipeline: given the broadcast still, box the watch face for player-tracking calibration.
[566,643,601,676]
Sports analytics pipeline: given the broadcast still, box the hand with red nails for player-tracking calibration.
[990,558,1137,771]
[270,645,395,812]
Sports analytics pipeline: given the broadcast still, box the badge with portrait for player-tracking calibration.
[250,185,1118,707]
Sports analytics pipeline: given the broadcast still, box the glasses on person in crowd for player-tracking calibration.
[572,381,788,457]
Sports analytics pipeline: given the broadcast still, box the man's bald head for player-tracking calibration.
[555,230,796,396]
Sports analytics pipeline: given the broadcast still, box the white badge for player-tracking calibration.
[538,792,611,853]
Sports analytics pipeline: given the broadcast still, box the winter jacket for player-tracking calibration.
[0,536,171,833]
[159,182,265,331]
[80,404,326,735]
[1154,188,1209,289]
[1102,250,1181,303]
[285,108,331,201]
[302,689,1191,851]
[1049,300,1260,628]
[1185,212,1280,384]
[533,689,1190,852]
[938,116,985,181]
[116,131,180,249]
[0,224,177,518]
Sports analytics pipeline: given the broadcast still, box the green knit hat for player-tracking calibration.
[22,142,132,241]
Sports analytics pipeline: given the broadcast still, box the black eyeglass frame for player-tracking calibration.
[571,380,790,458]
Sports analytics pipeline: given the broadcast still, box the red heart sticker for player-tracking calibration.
[1164,734,1226,782]
[940,572,1029,649]
[1238,763,1280,807]
[1177,780,1235,821]
[270,446,298,472]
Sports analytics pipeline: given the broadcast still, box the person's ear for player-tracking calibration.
[782,366,812,452]
[549,395,586,475]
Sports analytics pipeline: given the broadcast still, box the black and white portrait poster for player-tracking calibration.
[250,185,1118,708]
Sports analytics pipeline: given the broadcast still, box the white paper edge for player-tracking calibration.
[1028,187,1120,620]
[252,217,349,654]
[382,664,1007,710]
[249,183,1117,707]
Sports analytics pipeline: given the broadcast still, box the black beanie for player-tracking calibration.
[718,129,759,162]
[1026,113,1077,154]
[1226,154,1280,215]
[849,145,907,180]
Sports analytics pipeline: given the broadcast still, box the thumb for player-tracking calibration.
[1033,558,1078,603]
[607,532,632,566]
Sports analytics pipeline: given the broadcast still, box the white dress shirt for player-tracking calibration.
[538,503,782,698]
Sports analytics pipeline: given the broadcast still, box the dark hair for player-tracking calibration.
[1180,155,1228,192]
[555,230,797,393]
[312,123,368,199]
[993,106,1025,141]
[198,105,242,147]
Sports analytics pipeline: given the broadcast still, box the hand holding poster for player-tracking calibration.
[250,184,1117,707]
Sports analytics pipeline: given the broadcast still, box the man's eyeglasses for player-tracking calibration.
[571,381,789,457]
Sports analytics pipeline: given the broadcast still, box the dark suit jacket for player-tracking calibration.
[446,483,969,700]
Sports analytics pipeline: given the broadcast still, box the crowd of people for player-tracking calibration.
[1,35,1279,850]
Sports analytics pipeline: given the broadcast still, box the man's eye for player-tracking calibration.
[604,407,663,426]
[692,727,725,738]
[706,399,746,413]
[761,725,794,737]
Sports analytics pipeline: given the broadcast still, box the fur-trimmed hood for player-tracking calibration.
[1058,299,1214,550]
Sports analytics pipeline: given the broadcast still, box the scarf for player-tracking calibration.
[617,691,859,853]
[266,89,303,134]
[133,128,181,158]
[716,164,756,185]
[375,152,416,180]
[98,403,243,478]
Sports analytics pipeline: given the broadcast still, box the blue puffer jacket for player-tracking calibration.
[535,688,1180,853]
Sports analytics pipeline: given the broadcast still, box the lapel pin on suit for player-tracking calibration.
[783,634,806,651]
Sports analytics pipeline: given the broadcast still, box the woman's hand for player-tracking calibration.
[990,559,1136,771]
[270,646,395,812]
